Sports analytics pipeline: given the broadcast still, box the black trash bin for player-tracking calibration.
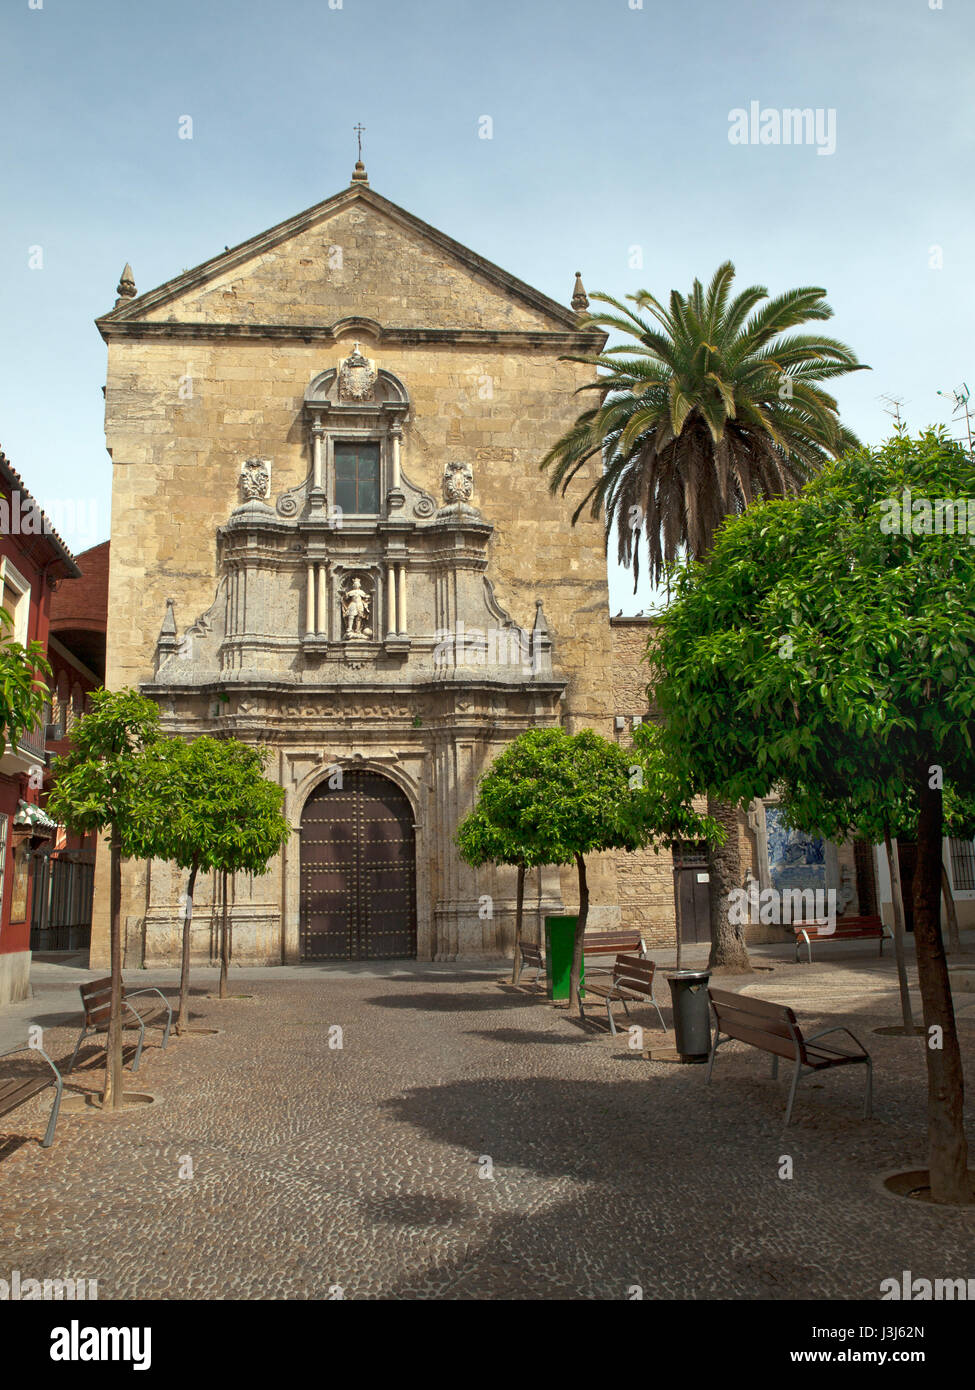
[668,969,712,1061]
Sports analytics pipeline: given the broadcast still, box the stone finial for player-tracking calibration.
[155,598,179,673]
[571,271,589,312]
[351,160,369,186]
[531,598,553,676]
[115,262,136,306]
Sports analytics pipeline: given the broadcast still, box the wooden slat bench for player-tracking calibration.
[0,1044,64,1148]
[582,929,647,974]
[580,954,666,1035]
[68,977,173,1076]
[516,940,545,989]
[794,914,892,964]
[707,988,873,1125]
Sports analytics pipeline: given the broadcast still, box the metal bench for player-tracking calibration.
[794,914,892,964]
[707,988,873,1125]
[0,1044,64,1148]
[582,929,647,974]
[68,977,173,1076]
[580,954,666,1035]
[516,940,545,989]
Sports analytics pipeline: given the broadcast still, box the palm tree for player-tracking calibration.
[543,261,867,969]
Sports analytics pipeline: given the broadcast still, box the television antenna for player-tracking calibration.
[878,393,907,433]
[936,382,973,455]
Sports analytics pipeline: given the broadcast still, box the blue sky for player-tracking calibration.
[2,0,973,613]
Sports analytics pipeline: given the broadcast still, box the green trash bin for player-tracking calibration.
[545,915,584,1001]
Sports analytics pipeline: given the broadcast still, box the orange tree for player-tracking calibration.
[47,690,162,1108]
[465,726,719,1013]
[651,430,974,1203]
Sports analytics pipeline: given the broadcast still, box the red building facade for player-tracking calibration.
[32,541,108,954]
[0,449,80,1005]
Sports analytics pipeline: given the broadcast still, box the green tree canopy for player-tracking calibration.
[473,727,645,867]
[137,735,291,1027]
[47,688,162,851]
[139,736,290,878]
[623,719,723,851]
[46,688,165,1108]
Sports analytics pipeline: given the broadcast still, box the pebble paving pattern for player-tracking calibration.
[1,960,973,1300]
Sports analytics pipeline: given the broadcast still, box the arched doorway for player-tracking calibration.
[300,770,417,961]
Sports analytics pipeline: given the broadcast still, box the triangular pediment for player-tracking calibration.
[98,185,584,337]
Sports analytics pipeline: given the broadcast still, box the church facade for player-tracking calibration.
[91,167,626,968]
[90,167,870,971]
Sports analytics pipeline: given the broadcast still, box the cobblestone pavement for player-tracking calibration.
[1,948,973,1300]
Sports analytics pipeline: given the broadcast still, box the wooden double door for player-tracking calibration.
[300,771,417,961]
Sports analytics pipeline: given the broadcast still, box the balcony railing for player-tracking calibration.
[12,723,47,763]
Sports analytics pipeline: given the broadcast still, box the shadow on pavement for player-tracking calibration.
[363,991,542,1013]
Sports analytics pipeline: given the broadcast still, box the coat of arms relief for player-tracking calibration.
[239,457,271,503]
[338,343,378,402]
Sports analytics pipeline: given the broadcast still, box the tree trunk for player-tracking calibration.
[941,862,961,954]
[673,861,683,973]
[883,829,915,1032]
[914,773,970,1204]
[103,830,125,1110]
[176,861,199,1034]
[219,869,230,999]
[569,853,589,1016]
[510,862,526,985]
[706,796,749,971]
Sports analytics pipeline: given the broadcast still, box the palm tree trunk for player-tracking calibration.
[103,830,124,1110]
[510,862,526,985]
[706,796,749,971]
[569,853,589,1016]
[883,829,915,1032]
[913,773,969,1203]
[176,861,199,1034]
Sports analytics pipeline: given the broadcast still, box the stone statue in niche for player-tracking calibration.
[338,342,378,402]
[239,457,271,503]
[442,460,474,505]
[341,575,373,639]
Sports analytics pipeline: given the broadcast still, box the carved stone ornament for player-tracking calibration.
[341,574,373,640]
[442,460,474,505]
[338,342,378,402]
[239,457,271,502]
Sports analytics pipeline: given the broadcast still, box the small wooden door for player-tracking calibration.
[673,842,710,944]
